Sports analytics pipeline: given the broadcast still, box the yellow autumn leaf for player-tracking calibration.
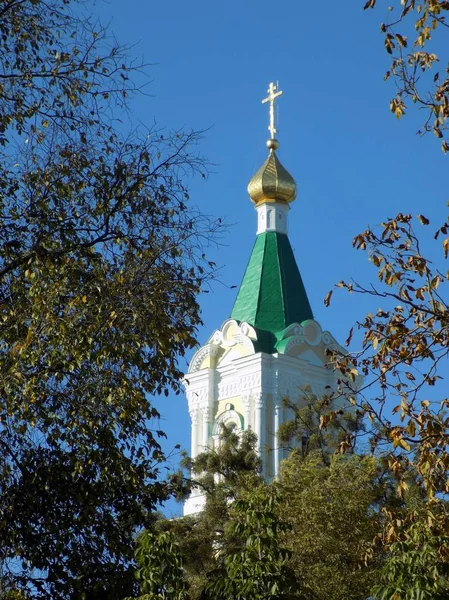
[406,420,416,437]
[444,238,449,258]
[399,438,411,451]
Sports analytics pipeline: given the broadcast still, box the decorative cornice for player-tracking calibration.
[240,372,262,392]
[186,388,208,408]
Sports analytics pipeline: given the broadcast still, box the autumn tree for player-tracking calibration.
[364,0,449,152]
[333,2,449,588]
[327,211,449,598]
[318,3,449,596]
[0,1,220,598]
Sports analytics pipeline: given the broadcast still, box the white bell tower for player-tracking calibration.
[183,83,345,515]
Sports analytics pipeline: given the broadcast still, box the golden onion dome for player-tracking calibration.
[247,138,297,206]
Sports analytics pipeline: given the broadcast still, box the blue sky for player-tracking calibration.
[94,0,448,514]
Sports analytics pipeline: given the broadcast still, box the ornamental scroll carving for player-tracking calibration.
[189,320,257,374]
[278,320,345,356]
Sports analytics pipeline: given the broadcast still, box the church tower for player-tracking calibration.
[184,83,344,515]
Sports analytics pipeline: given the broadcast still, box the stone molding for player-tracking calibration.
[188,344,219,373]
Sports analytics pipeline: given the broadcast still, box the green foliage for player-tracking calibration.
[129,530,187,600]
[201,487,298,600]
[279,451,389,600]
[173,427,264,599]
[373,518,449,599]
[185,424,262,496]
[142,428,267,600]
[0,587,29,600]
[144,427,393,600]
[0,0,221,597]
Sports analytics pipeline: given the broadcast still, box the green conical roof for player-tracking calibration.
[230,231,313,338]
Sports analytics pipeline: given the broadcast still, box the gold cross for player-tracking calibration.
[262,82,283,139]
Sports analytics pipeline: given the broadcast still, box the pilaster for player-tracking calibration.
[242,393,251,430]
[273,400,282,478]
[201,405,213,451]
[189,408,200,459]
[253,391,265,469]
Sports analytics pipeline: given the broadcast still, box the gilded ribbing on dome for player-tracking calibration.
[247,142,296,205]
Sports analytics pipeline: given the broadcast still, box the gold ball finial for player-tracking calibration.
[266,138,279,150]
